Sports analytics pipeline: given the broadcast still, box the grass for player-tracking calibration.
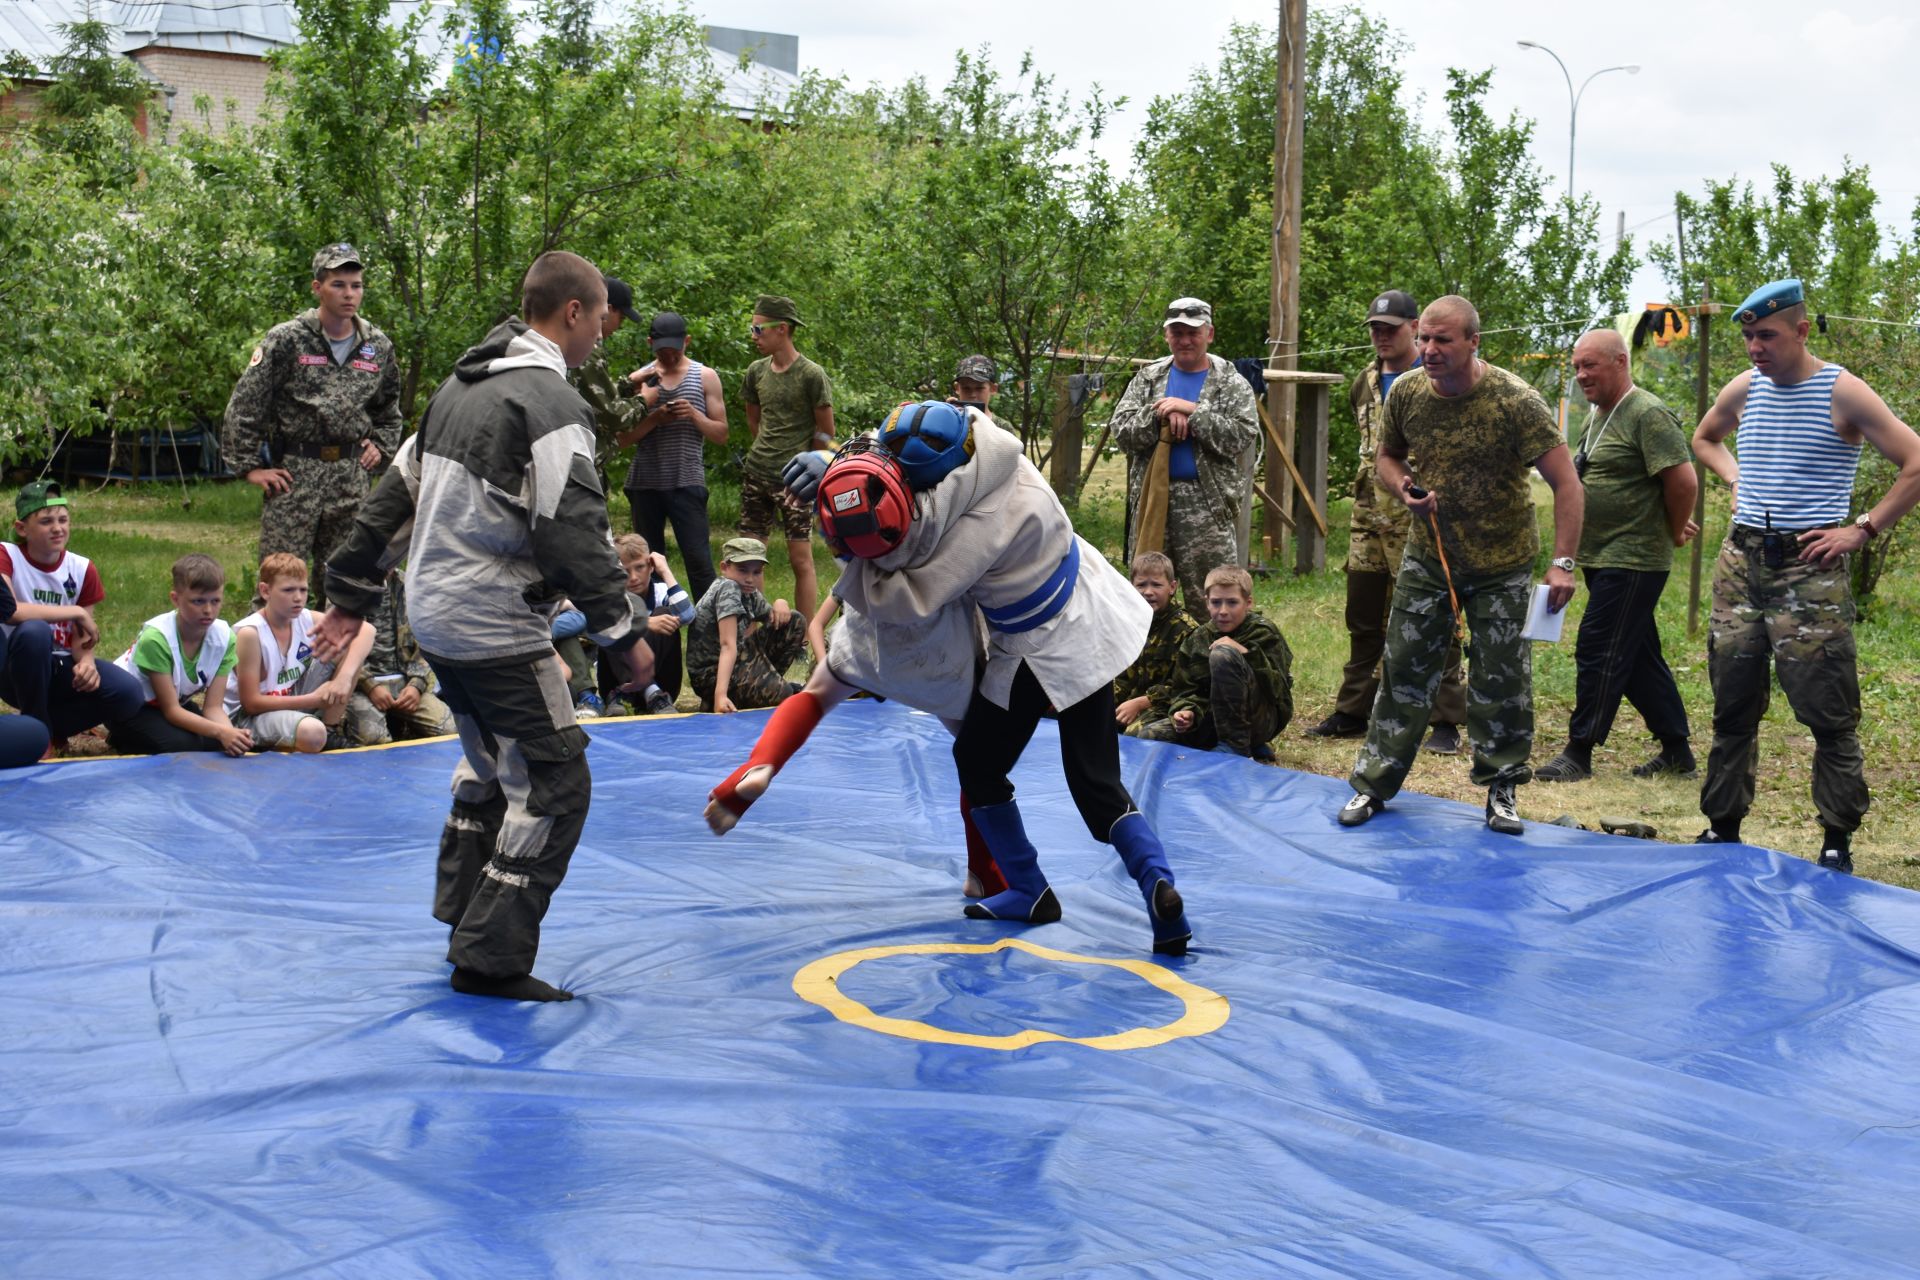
[27,461,1920,891]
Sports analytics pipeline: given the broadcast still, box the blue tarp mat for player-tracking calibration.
[3,699,1920,1278]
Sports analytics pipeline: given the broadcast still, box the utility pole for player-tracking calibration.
[1268,0,1312,569]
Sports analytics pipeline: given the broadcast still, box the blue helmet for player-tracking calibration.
[878,400,974,490]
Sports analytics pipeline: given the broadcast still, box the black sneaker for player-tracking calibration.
[1251,741,1277,763]
[1816,848,1855,875]
[1694,829,1736,845]
[1337,792,1383,827]
[1423,723,1463,755]
[1307,711,1367,739]
[644,688,677,715]
[1631,748,1697,779]
[1535,751,1592,782]
[1485,782,1523,835]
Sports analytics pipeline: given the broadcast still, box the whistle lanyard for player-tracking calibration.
[1577,388,1634,458]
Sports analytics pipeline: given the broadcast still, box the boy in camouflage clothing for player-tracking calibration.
[1135,564,1292,758]
[1115,551,1196,736]
[344,567,453,745]
[688,537,807,712]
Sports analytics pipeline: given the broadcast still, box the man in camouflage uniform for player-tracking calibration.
[1309,290,1467,754]
[1335,296,1585,836]
[224,243,404,608]
[1111,297,1260,618]
[1691,277,1920,872]
[570,276,645,479]
[343,567,454,746]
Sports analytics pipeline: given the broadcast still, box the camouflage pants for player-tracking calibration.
[1344,459,1409,577]
[1701,529,1866,831]
[344,686,455,746]
[693,615,807,711]
[258,455,372,608]
[1350,554,1534,800]
[1339,465,1466,723]
[1133,645,1289,755]
[1165,479,1241,620]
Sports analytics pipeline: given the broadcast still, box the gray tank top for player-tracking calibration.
[626,359,708,491]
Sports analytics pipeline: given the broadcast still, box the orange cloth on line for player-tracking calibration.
[1133,426,1175,555]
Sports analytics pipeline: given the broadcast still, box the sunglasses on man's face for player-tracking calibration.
[751,322,784,336]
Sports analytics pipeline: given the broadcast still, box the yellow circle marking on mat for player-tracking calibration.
[792,937,1230,1051]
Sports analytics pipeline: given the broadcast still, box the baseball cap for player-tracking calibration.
[649,311,689,349]
[15,478,69,521]
[1164,297,1212,328]
[721,536,769,565]
[312,242,362,276]
[1364,290,1419,327]
[953,354,999,383]
[604,277,643,325]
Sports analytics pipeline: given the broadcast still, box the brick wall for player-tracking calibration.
[130,47,275,135]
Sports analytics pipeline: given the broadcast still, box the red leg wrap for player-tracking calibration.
[709,692,827,815]
[961,792,1009,896]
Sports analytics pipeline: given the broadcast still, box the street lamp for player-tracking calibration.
[1516,41,1640,210]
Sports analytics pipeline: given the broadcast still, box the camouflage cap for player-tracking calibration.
[15,478,68,521]
[1164,297,1212,328]
[312,242,363,276]
[753,294,804,328]
[953,355,999,384]
[721,536,769,564]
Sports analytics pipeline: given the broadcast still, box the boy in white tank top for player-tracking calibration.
[109,553,252,756]
[228,552,372,751]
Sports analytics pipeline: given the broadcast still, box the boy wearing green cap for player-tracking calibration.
[1,480,144,748]
[740,294,834,623]
[687,536,806,712]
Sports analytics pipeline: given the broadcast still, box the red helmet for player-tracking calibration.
[816,439,914,559]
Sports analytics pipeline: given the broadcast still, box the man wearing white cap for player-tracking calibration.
[1110,297,1260,617]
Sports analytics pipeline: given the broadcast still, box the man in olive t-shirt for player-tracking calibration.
[1337,295,1585,836]
[740,293,834,622]
[1537,329,1700,784]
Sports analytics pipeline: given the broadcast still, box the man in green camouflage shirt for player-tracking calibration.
[1336,296,1584,836]
[1309,290,1465,753]
[569,276,646,479]
[223,243,404,607]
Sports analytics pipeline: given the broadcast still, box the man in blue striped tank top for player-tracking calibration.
[1692,278,1920,872]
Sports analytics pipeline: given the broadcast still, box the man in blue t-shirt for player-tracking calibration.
[1111,297,1260,617]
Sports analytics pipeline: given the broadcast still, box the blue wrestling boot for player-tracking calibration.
[1110,812,1191,956]
[963,800,1063,925]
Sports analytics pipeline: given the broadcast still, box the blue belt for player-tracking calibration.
[981,539,1079,634]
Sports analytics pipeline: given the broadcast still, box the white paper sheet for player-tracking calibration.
[1520,584,1566,642]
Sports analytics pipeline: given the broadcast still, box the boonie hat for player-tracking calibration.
[721,536,769,564]
[649,311,688,349]
[604,277,643,325]
[754,295,804,327]
[1364,290,1419,327]
[1164,297,1212,328]
[312,242,362,275]
[15,478,68,521]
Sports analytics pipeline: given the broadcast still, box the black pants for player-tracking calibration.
[1335,568,1465,725]
[628,485,715,607]
[108,703,227,754]
[598,616,684,703]
[952,662,1133,843]
[1568,567,1689,748]
[0,620,145,738]
[429,652,592,980]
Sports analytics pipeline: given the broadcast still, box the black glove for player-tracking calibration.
[782,450,831,504]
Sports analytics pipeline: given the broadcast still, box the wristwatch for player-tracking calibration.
[1854,511,1879,539]
[1550,556,1577,572]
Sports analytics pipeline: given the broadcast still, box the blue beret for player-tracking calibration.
[1734,278,1804,325]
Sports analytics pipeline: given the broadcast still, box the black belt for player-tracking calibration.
[278,441,358,463]
[1729,522,1836,542]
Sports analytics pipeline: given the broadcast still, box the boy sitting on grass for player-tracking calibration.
[108,553,252,756]
[607,532,694,715]
[1113,550,1196,736]
[225,552,372,752]
[688,537,806,713]
[1134,564,1293,759]
[1,479,143,752]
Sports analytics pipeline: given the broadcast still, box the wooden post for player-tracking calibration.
[1688,283,1711,637]
[1048,369,1085,503]
[1267,0,1308,568]
[1293,383,1328,572]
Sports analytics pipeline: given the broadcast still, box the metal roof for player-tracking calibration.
[0,1,295,70]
